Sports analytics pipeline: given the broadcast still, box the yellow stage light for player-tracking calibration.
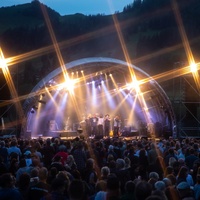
[0,58,7,69]
[190,63,197,73]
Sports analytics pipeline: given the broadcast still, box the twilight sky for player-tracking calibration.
[0,0,134,16]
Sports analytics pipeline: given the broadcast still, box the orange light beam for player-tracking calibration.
[40,4,84,121]
[40,4,68,80]
[0,48,25,126]
[171,0,200,91]
[111,13,153,124]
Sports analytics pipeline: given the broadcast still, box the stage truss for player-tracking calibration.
[21,57,177,138]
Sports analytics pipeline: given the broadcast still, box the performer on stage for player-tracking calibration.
[80,115,87,135]
[113,115,121,137]
[85,114,92,137]
[104,114,111,137]
[97,114,104,137]
[91,113,99,137]
[64,117,71,131]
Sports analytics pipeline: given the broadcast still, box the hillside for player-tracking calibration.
[0,0,200,95]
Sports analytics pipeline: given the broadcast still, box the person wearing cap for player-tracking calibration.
[24,150,32,167]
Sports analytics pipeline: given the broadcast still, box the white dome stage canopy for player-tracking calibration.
[22,57,177,139]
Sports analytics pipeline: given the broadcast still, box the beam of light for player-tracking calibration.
[109,75,134,118]
[31,97,43,137]
[122,79,154,128]
[137,63,200,87]
[102,81,116,110]
[172,0,195,66]
[54,93,68,130]
[92,81,97,113]
[41,3,85,123]
[40,4,85,122]
[40,4,70,83]
[171,0,200,91]
[120,89,138,127]
[110,11,155,128]
[0,48,25,130]
[128,97,138,127]
[111,13,137,83]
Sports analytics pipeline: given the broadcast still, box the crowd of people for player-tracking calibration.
[0,133,200,200]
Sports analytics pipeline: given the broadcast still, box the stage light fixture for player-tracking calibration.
[190,62,197,72]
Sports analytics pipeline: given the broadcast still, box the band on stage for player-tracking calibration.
[48,114,163,139]
[80,113,122,138]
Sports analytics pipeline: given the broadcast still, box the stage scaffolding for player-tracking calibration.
[170,63,200,138]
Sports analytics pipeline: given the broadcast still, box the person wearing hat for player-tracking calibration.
[24,150,32,167]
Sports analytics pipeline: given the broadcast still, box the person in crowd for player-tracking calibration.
[41,177,68,200]
[30,167,40,187]
[114,158,131,194]
[0,140,9,167]
[100,166,110,181]
[82,158,98,195]
[90,180,107,200]
[95,174,121,200]
[65,154,77,173]
[15,158,32,183]
[185,148,199,170]
[27,167,50,200]
[164,147,177,167]
[53,145,69,166]
[32,141,43,162]
[0,155,8,176]
[24,150,33,167]
[194,174,200,200]
[148,172,160,190]
[49,155,66,172]
[17,173,30,200]
[120,180,135,200]
[134,180,152,200]
[71,141,87,177]
[0,173,23,200]
[8,139,22,161]
[148,142,161,171]
[176,181,195,199]
[176,166,190,185]
[107,145,117,160]
[136,148,149,180]
[41,138,55,169]
[68,179,88,200]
